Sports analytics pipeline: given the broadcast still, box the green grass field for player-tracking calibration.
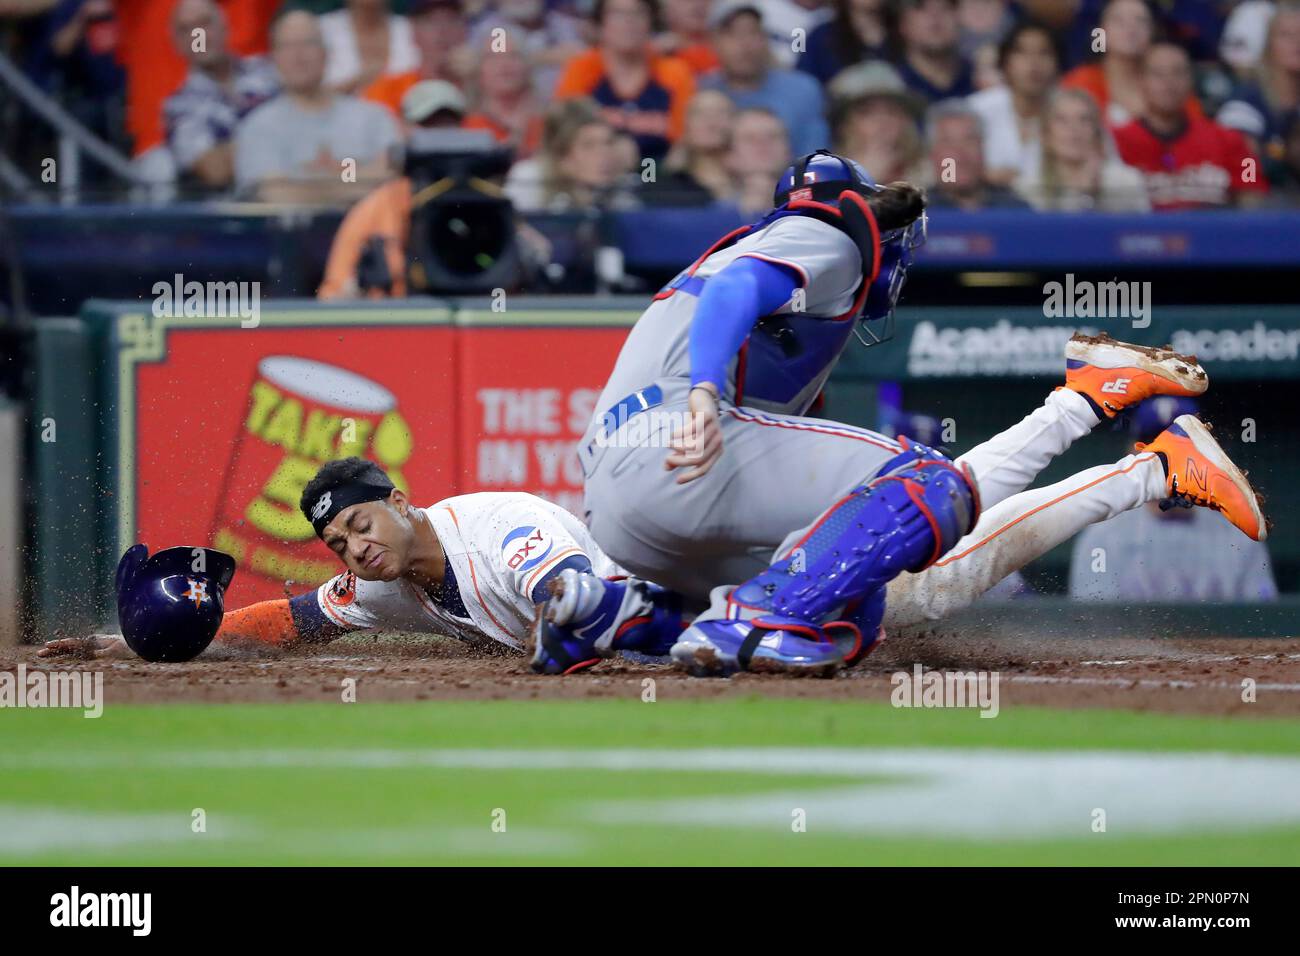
[3,698,1300,865]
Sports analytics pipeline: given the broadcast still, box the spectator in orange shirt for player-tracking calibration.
[554,0,695,161]
[362,0,470,117]
[317,79,469,299]
[656,0,719,74]
[462,32,545,157]
[1061,0,1202,127]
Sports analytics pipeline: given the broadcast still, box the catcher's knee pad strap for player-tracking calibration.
[730,454,977,626]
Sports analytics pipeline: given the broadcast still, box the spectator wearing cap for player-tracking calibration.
[163,0,279,191]
[1060,0,1204,128]
[828,61,926,185]
[656,0,720,75]
[1115,42,1268,209]
[1017,87,1148,211]
[1069,397,1277,604]
[699,1,829,156]
[650,88,737,204]
[797,0,888,88]
[363,0,471,118]
[234,10,400,203]
[925,99,1029,209]
[468,0,587,99]
[505,98,635,210]
[965,20,1060,186]
[892,0,975,103]
[462,32,545,157]
[725,106,792,216]
[401,77,470,130]
[318,78,470,300]
[318,0,418,93]
[553,0,695,162]
[1218,2,1300,179]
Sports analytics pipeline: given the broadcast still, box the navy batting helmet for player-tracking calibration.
[115,545,237,662]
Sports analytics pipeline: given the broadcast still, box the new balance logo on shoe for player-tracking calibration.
[1100,378,1132,394]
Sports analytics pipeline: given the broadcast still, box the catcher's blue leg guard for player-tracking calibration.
[673,443,978,676]
[529,569,686,675]
[835,586,887,666]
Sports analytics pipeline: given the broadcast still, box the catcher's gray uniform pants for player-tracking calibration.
[581,392,905,603]
[582,385,1110,614]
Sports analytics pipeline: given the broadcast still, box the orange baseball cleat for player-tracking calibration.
[1137,415,1268,541]
[1064,332,1208,419]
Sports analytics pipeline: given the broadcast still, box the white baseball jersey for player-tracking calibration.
[312,493,620,649]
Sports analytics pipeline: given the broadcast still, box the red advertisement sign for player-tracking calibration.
[456,327,629,518]
[132,325,458,606]
[127,320,628,607]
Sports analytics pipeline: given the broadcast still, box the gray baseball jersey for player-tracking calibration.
[581,215,904,602]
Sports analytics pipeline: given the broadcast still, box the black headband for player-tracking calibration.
[306,481,393,537]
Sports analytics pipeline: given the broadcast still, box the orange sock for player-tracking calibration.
[216,599,299,647]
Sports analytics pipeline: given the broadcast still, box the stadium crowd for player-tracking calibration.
[3,0,1300,212]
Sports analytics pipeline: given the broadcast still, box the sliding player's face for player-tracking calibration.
[320,493,416,583]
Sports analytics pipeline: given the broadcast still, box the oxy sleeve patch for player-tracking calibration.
[501,526,554,573]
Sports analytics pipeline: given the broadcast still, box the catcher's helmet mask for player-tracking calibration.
[115,545,237,662]
[773,149,926,348]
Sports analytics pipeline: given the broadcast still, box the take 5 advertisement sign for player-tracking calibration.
[106,304,635,606]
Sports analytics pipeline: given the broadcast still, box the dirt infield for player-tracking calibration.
[6,630,1300,717]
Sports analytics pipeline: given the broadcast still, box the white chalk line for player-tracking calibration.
[1006,675,1300,692]
[3,748,1300,840]
[0,804,582,859]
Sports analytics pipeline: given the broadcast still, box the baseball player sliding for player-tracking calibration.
[39,457,687,663]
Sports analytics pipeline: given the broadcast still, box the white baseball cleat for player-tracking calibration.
[1064,331,1208,419]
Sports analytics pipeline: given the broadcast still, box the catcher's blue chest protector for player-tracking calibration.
[656,196,918,408]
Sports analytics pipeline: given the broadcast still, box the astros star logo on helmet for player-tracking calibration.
[183,577,210,609]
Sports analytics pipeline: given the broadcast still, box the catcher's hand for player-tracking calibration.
[37,634,134,661]
[665,383,724,484]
